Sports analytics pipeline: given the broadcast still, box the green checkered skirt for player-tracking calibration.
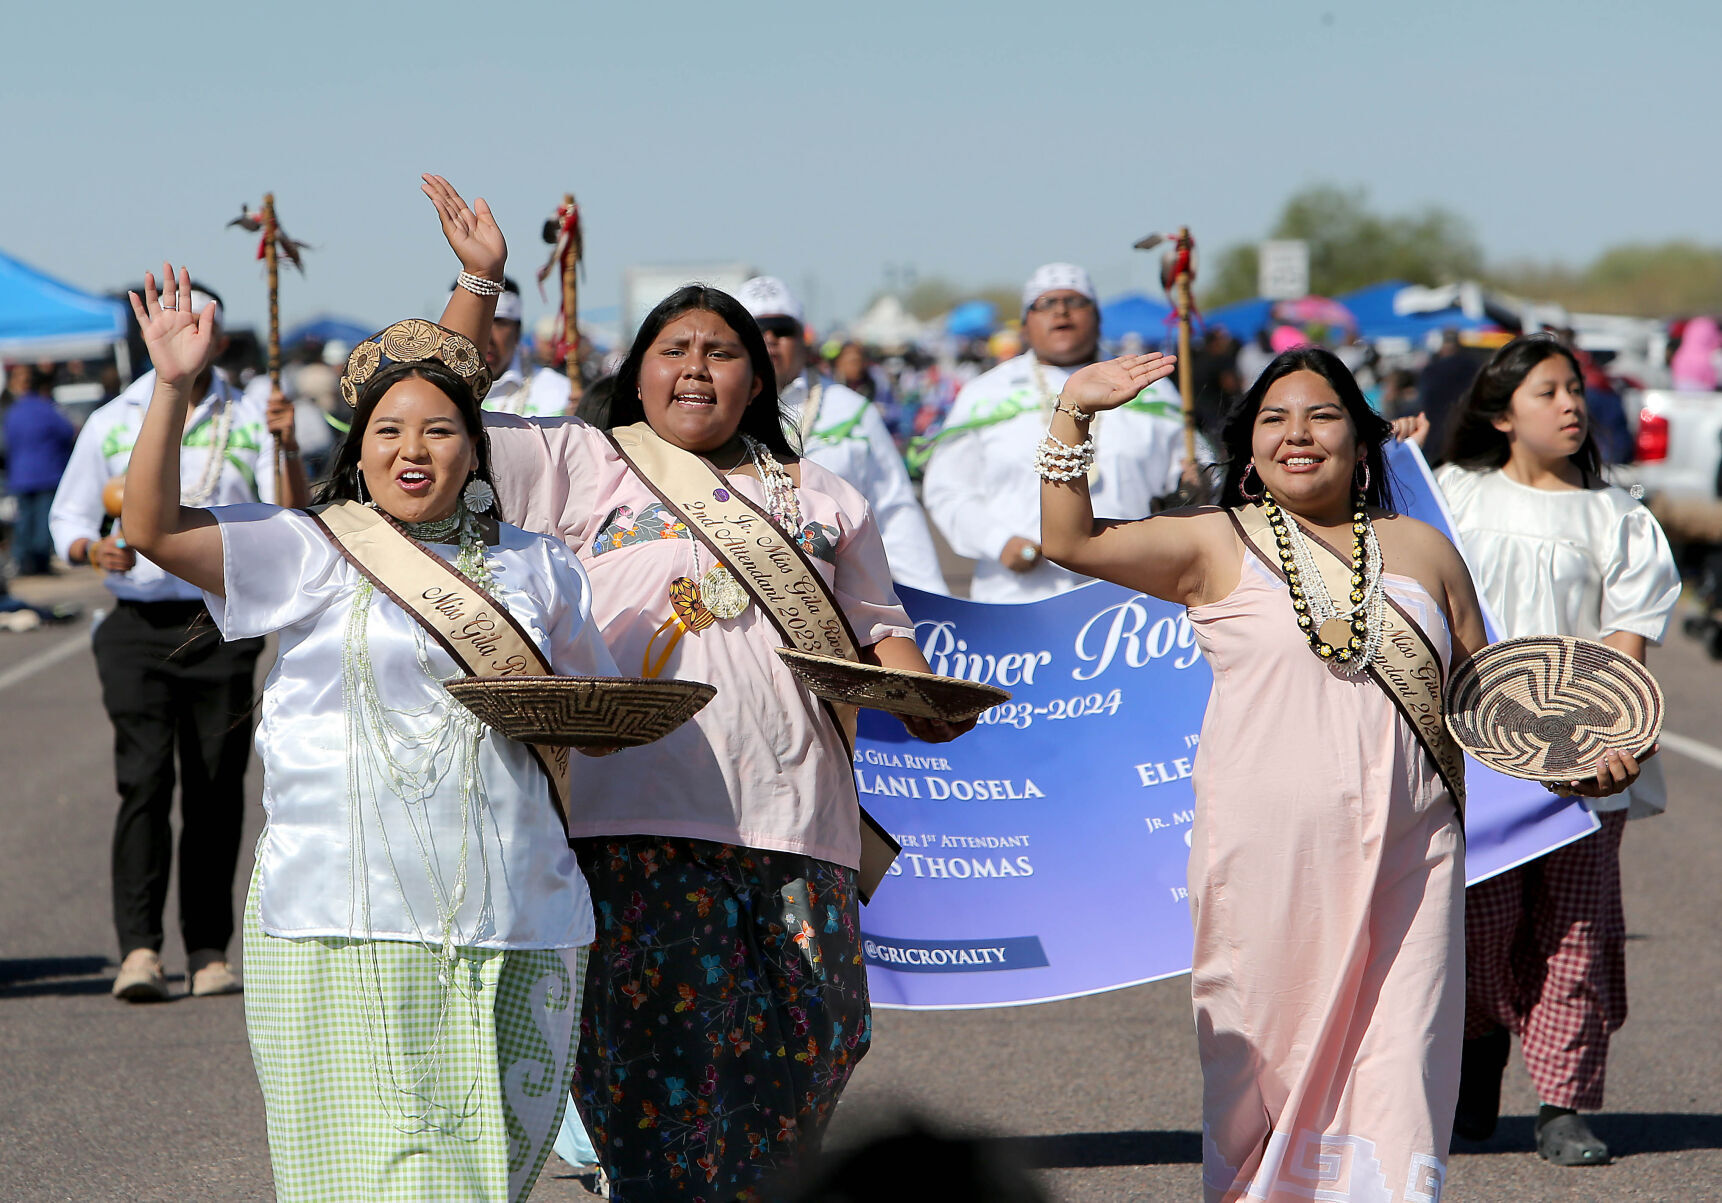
[244,880,585,1201]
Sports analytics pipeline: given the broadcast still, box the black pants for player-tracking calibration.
[93,600,262,957]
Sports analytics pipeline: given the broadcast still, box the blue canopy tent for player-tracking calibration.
[1337,280,1492,344]
[0,248,126,360]
[1100,292,1174,342]
[1201,296,1276,343]
[282,315,376,349]
[945,300,997,339]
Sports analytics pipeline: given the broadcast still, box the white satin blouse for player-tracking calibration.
[203,503,618,947]
[1434,464,1681,817]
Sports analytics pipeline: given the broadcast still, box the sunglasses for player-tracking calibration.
[1028,294,1095,315]
[756,316,803,339]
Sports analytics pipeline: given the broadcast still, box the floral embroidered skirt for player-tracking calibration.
[571,836,871,1202]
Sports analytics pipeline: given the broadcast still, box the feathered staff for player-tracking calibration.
[228,194,309,497]
[539,193,585,406]
[1134,226,1198,467]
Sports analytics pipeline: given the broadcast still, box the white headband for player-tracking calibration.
[1022,263,1097,314]
[737,275,804,324]
[447,289,523,323]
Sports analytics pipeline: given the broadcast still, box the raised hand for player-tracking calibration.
[265,387,299,451]
[422,174,506,280]
[1391,413,1430,447]
[1058,352,1178,416]
[128,264,220,390]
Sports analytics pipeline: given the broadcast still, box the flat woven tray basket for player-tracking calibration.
[1443,636,1663,781]
[444,676,716,749]
[777,648,1010,722]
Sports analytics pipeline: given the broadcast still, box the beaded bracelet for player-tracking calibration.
[1034,432,1096,482]
[457,270,506,297]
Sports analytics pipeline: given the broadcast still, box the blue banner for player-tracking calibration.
[860,444,1598,1010]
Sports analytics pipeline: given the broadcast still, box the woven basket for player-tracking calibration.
[444,676,716,749]
[777,649,1010,722]
[1443,636,1663,781]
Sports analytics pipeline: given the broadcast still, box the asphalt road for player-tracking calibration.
[3,571,1721,1201]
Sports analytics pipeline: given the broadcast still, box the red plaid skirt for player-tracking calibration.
[1463,810,1628,1109]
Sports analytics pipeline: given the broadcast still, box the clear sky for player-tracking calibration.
[4,0,1714,339]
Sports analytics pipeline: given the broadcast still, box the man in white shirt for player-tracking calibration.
[921,263,1188,603]
[736,276,948,595]
[473,277,574,418]
[50,283,299,1002]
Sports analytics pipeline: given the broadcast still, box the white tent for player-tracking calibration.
[847,296,925,350]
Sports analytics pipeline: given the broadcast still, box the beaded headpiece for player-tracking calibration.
[339,318,494,408]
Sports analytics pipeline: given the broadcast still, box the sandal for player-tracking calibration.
[1536,1111,1611,1166]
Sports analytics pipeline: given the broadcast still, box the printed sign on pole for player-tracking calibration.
[1258,240,1310,300]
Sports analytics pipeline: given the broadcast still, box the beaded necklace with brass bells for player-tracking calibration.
[1262,488,1386,673]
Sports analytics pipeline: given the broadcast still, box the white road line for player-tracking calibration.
[0,629,88,692]
[1661,731,1722,774]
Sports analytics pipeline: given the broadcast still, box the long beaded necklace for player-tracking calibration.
[643,434,803,675]
[180,396,234,506]
[337,505,500,1132]
[1262,488,1386,674]
[790,371,826,442]
[739,433,803,533]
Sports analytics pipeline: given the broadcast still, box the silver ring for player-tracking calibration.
[160,303,178,310]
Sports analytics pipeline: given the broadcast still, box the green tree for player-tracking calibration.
[877,278,1023,325]
[1491,242,1722,317]
[1206,243,1260,308]
[900,278,962,320]
[1202,185,1484,306]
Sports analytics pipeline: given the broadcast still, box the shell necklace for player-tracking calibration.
[180,396,234,506]
[643,435,802,677]
[692,433,800,621]
[792,372,826,442]
[1262,488,1386,673]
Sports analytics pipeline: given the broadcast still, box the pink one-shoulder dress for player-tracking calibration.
[1185,550,1464,1203]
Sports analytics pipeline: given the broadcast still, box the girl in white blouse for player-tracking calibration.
[1407,333,1679,1167]
[120,258,619,1202]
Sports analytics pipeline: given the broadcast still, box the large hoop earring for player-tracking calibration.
[1354,459,1370,495]
[1238,462,1264,503]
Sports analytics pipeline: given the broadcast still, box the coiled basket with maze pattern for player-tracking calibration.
[776,649,1011,722]
[444,676,716,748]
[1442,636,1663,781]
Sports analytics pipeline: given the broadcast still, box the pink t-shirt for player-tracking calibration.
[487,415,914,868]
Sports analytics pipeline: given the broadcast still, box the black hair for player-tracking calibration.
[574,373,616,428]
[312,360,498,513]
[1215,346,1397,511]
[604,285,794,458]
[1441,333,1601,480]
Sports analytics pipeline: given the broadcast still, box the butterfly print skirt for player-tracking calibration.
[571,836,871,1202]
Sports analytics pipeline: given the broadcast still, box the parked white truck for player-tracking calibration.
[1619,388,1722,655]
